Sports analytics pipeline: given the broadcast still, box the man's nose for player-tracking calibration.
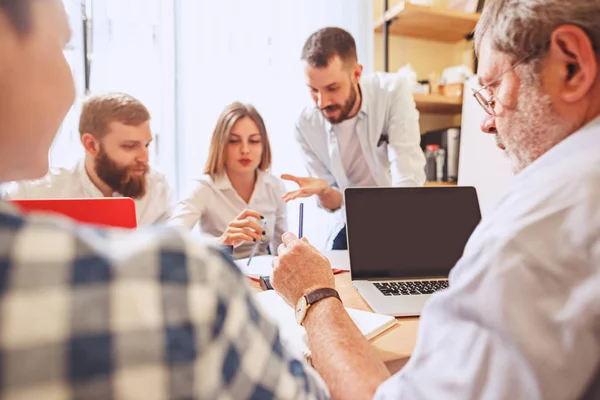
[317,92,331,109]
[137,146,149,163]
[480,113,497,134]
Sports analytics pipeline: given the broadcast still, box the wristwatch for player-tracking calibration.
[295,288,341,326]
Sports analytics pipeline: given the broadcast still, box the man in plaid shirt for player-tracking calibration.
[0,1,328,399]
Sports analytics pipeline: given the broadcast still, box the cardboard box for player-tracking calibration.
[447,0,479,12]
[439,83,464,97]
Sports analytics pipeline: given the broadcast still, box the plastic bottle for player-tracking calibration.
[436,148,446,182]
[424,144,439,182]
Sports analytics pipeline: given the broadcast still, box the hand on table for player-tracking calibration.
[271,232,335,306]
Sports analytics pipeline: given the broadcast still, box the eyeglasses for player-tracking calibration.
[472,43,548,115]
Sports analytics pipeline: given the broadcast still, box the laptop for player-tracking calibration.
[344,186,481,316]
[11,198,138,229]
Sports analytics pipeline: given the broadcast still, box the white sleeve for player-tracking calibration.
[294,121,338,189]
[294,121,342,212]
[374,244,600,400]
[166,180,209,230]
[2,181,29,200]
[386,77,426,187]
[152,176,175,223]
[271,178,288,254]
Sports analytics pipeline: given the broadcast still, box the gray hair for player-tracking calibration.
[474,0,600,61]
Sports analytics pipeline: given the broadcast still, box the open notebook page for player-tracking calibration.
[255,290,397,357]
[235,255,347,280]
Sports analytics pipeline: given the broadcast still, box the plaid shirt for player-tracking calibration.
[0,201,329,399]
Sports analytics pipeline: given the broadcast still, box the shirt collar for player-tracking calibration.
[357,82,369,116]
[77,159,126,198]
[77,160,106,197]
[212,169,266,191]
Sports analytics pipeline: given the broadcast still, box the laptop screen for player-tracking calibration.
[345,187,481,280]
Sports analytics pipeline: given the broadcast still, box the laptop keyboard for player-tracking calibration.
[374,280,448,296]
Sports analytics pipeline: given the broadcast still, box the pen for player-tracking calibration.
[298,203,304,239]
[247,219,267,266]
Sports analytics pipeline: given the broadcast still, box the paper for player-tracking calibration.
[235,255,348,280]
[234,255,276,279]
[255,291,397,357]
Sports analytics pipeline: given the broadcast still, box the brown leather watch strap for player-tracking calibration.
[305,287,341,306]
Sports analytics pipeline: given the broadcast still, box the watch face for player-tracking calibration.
[295,296,308,325]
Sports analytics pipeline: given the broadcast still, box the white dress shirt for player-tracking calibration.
[296,72,426,244]
[375,116,600,399]
[2,161,173,227]
[167,170,288,259]
[335,115,376,186]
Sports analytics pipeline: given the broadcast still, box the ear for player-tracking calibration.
[350,62,363,83]
[81,133,100,156]
[548,25,598,103]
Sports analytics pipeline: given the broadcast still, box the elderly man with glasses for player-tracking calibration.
[269,0,600,399]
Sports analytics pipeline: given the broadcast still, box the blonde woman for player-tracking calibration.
[168,102,287,259]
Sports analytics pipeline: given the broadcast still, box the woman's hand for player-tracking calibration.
[219,209,265,247]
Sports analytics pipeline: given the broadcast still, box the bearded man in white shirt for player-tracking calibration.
[281,27,426,250]
[271,0,600,399]
[4,92,173,226]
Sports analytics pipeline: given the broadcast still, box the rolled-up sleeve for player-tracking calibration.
[386,78,426,187]
[294,122,337,189]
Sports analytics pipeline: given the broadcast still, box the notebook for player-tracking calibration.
[255,290,397,357]
[235,255,347,281]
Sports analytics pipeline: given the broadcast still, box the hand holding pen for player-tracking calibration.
[247,218,268,266]
[258,203,302,288]
[218,209,266,247]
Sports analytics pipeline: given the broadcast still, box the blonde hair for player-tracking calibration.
[79,92,150,138]
[204,102,272,178]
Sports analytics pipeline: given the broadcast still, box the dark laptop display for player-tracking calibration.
[345,187,482,280]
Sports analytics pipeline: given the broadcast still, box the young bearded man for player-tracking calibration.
[4,92,173,226]
[281,27,426,249]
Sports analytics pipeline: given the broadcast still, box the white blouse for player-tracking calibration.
[167,170,288,259]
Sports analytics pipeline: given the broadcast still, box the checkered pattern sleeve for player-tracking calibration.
[0,208,330,399]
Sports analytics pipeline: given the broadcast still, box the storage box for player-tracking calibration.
[447,0,479,12]
[439,83,464,97]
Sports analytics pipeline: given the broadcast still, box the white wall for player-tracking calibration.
[458,76,513,215]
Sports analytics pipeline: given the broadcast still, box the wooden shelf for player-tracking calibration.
[425,181,458,187]
[413,93,462,114]
[374,2,480,43]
